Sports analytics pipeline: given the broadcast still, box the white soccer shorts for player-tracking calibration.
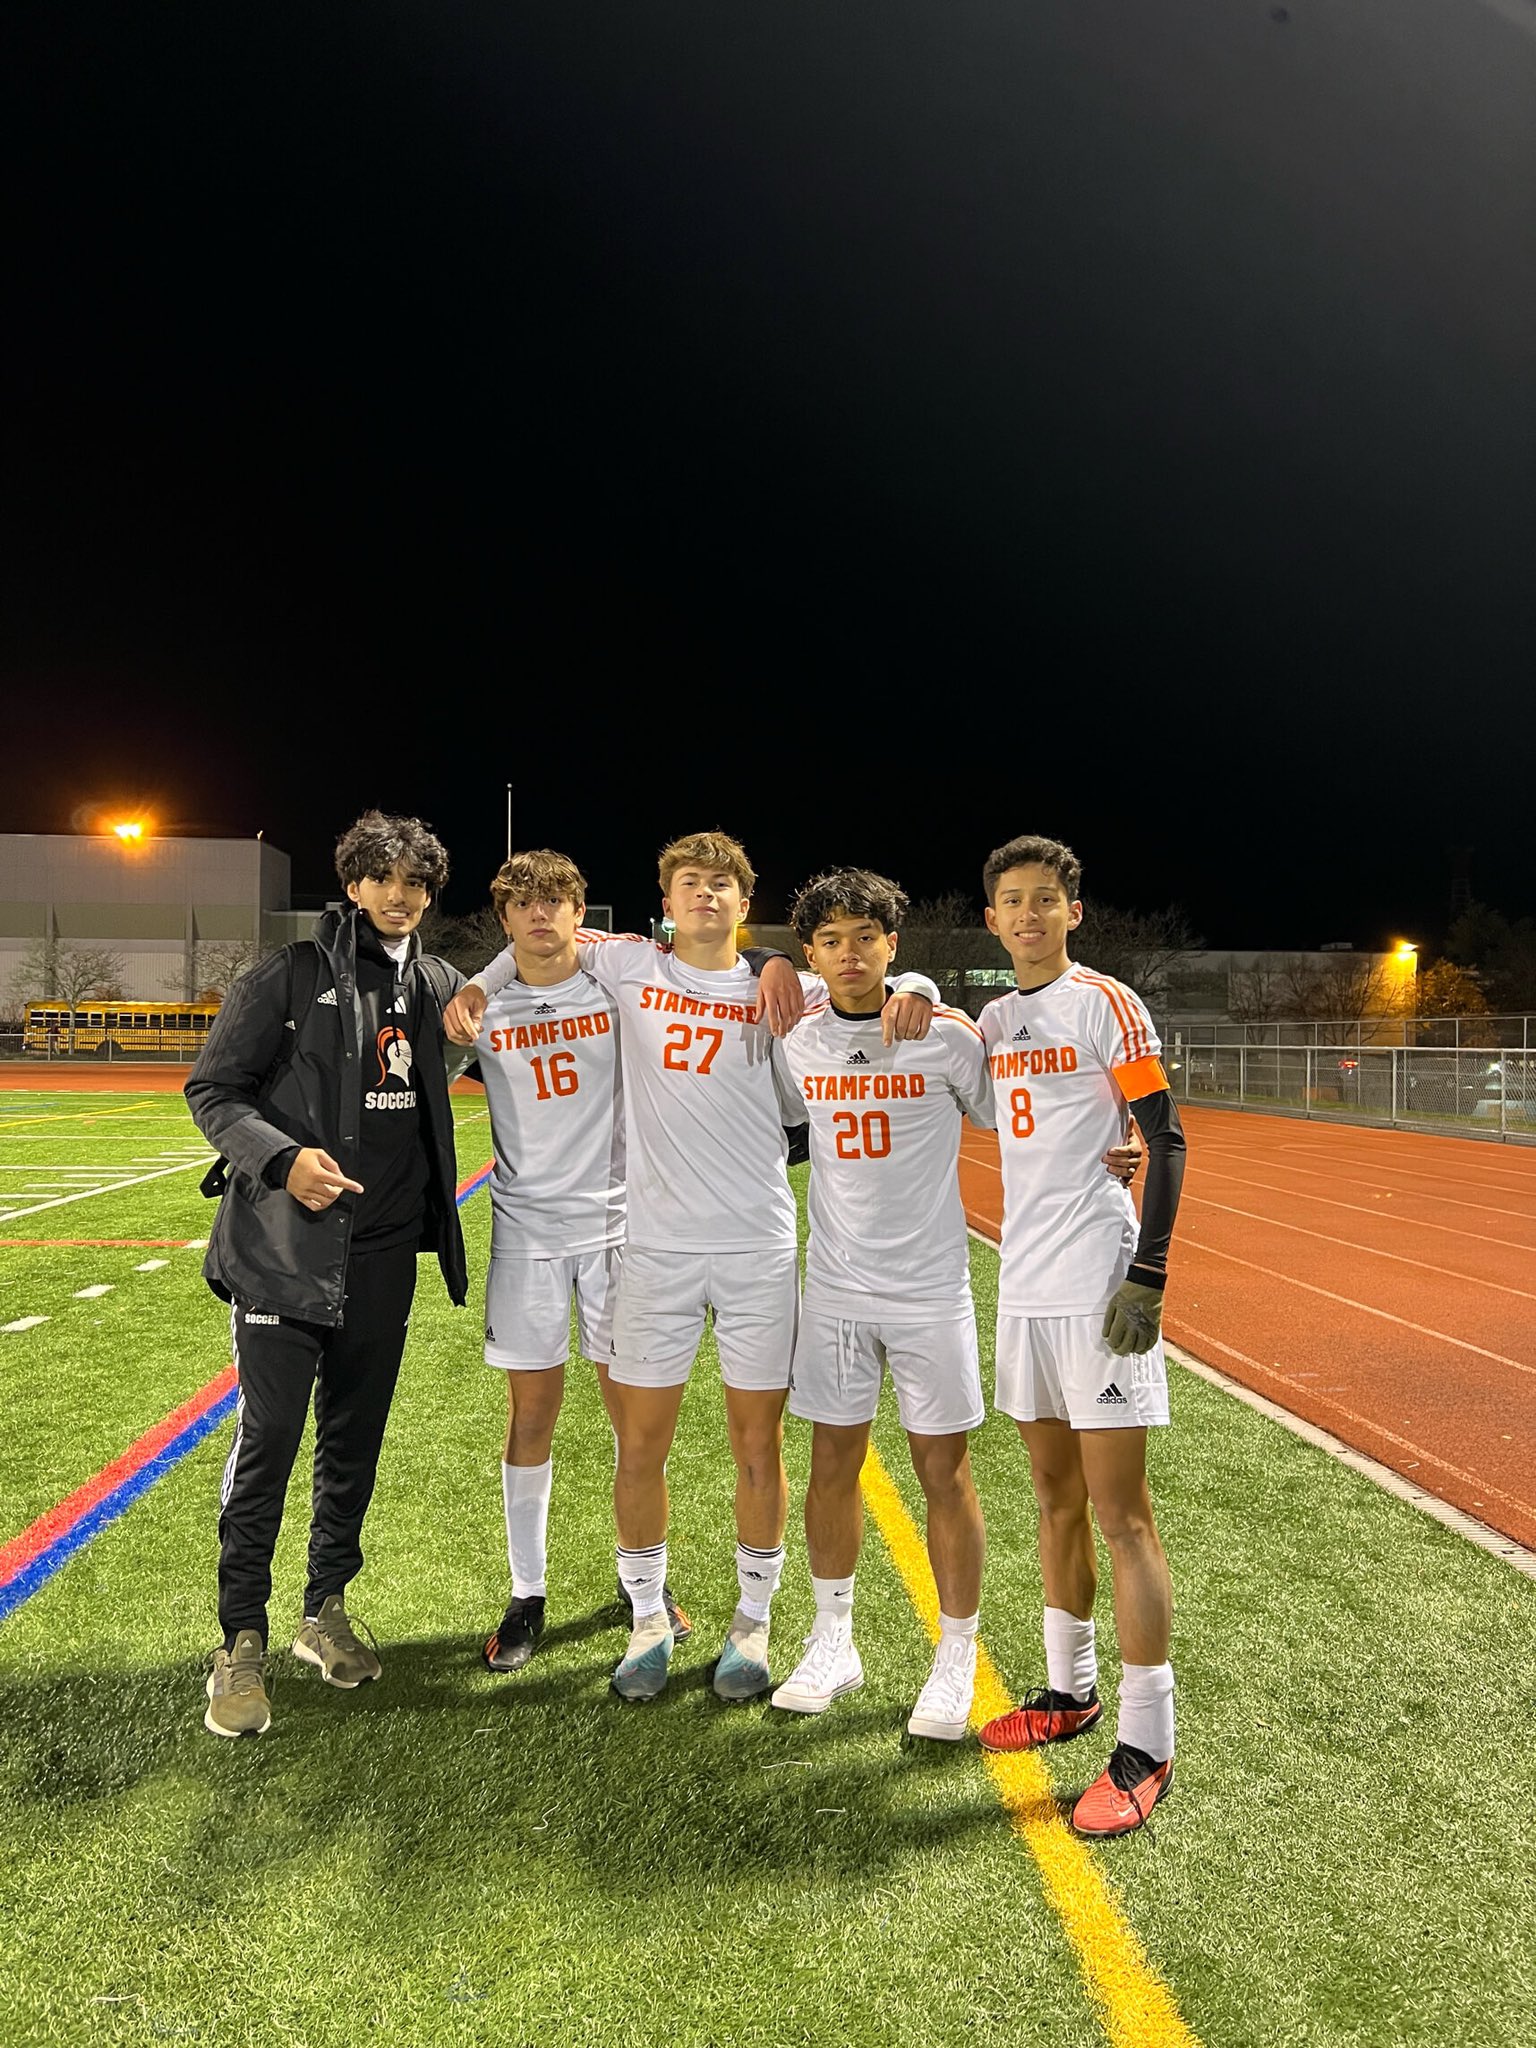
[610,1245,800,1391]
[484,1248,622,1371]
[789,1308,984,1437]
[994,1309,1169,1431]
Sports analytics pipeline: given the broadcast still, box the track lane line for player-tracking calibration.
[1186,1167,1536,1254]
[1179,1238,1536,1379]
[861,1446,1199,2048]
[1181,1197,1536,1301]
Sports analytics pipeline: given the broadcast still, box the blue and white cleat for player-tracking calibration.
[713,1606,773,1702]
[611,1610,674,1702]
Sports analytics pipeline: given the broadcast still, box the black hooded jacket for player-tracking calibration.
[185,907,468,1324]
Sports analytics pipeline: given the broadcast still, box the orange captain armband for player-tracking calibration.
[1112,1055,1169,1102]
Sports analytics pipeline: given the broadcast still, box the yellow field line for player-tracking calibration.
[0,1104,155,1131]
[860,1446,1200,2048]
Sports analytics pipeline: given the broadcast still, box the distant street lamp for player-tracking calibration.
[111,820,145,842]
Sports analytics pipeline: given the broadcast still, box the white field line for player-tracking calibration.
[1,1316,51,1334]
[1182,1194,1536,1302]
[1181,1237,1536,1379]
[1194,1144,1536,1223]
[964,1222,1536,1580]
[0,1159,210,1224]
[1166,1336,1536,1584]
[134,1259,170,1272]
[72,1284,114,1299]
[1189,1164,1536,1255]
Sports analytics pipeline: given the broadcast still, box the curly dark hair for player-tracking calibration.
[982,834,1081,906]
[334,810,450,892]
[788,867,910,946]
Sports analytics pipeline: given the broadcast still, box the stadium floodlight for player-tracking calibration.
[110,820,146,841]
[1393,940,1418,962]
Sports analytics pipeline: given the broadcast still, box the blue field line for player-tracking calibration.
[0,1166,495,1623]
[0,1388,239,1622]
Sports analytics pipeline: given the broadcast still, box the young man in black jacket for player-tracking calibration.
[185,811,468,1737]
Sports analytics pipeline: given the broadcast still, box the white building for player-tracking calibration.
[0,834,317,1009]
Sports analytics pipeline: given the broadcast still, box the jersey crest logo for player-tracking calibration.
[846,1049,871,1066]
[317,987,338,1005]
[376,1025,414,1088]
[1013,1024,1031,1041]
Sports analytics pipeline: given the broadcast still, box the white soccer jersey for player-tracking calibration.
[783,994,991,1321]
[978,965,1169,1316]
[480,934,799,1253]
[475,968,625,1257]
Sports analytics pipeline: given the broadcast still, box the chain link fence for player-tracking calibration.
[0,1030,205,1064]
[1165,1039,1534,1140]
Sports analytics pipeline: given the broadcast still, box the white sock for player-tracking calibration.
[811,1572,855,1632]
[938,1610,979,1645]
[736,1541,784,1623]
[502,1459,552,1600]
[1043,1605,1097,1701]
[1117,1661,1176,1761]
[617,1542,667,1621]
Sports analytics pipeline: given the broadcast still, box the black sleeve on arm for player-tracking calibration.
[1126,1089,1187,1282]
[783,1122,810,1167]
[741,945,792,973]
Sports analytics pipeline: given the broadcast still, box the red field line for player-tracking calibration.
[958,1106,1536,1553]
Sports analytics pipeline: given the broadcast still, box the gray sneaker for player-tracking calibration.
[292,1595,381,1688]
[204,1629,271,1738]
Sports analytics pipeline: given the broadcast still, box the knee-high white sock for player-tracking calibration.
[1043,1605,1097,1701]
[736,1541,784,1623]
[617,1541,668,1621]
[811,1572,855,1632]
[503,1459,553,1599]
[1117,1661,1175,1761]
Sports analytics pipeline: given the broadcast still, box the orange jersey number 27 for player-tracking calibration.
[662,1023,724,1075]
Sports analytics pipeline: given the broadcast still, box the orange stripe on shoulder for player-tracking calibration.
[1113,1054,1168,1101]
[1074,970,1141,1063]
[936,1005,985,1041]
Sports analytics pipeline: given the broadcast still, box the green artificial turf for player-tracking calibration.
[2,1093,1534,2047]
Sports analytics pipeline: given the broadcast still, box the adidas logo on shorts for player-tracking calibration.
[846,1049,871,1065]
[485,1324,495,1343]
[1096,1383,1128,1407]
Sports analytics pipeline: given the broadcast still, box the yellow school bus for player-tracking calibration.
[22,1001,221,1057]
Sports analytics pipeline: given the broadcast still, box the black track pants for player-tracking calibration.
[217,1245,418,1642]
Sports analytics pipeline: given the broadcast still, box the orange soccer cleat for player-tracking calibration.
[1070,1743,1174,1839]
[978,1686,1103,1753]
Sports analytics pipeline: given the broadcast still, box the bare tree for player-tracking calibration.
[894,892,986,1008]
[9,938,127,1010]
[1278,952,1399,1025]
[1228,954,1286,1025]
[1074,902,1198,1013]
[6,936,62,1006]
[187,939,266,1002]
[418,903,507,979]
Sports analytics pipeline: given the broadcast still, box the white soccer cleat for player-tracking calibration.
[769,1624,864,1715]
[906,1634,977,1742]
[612,1609,674,1702]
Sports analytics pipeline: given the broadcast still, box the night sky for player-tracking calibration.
[5,3,1534,947]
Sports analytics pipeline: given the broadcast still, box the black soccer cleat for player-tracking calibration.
[483,1595,546,1674]
[616,1576,692,1644]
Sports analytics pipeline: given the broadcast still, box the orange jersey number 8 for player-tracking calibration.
[662,1022,724,1075]
[832,1108,892,1159]
[1010,1087,1035,1138]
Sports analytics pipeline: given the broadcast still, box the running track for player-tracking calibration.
[10,1069,1536,1554]
[960,1108,1536,1553]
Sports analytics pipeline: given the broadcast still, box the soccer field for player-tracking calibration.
[1,1087,1533,2048]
